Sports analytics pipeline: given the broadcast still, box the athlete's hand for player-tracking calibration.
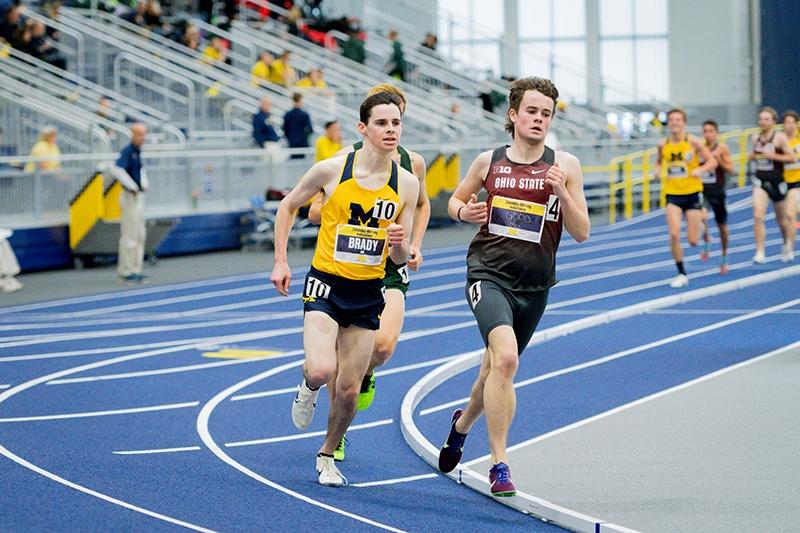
[460,193,488,224]
[545,162,567,196]
[270,261,291,296]
[690,168,702,177]
[387,223,405,246]
[407,243,423,271]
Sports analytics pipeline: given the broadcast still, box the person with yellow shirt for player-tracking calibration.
[314,120,342,162]
[781,110,800,261]
[296,68,328,89]
[270,92,419,487]
[269,50,297,87]
[250,51,273,87]
[24,125,61,173]
[201,37,228,66]
[654,108,717,288]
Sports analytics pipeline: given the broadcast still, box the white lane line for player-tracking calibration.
[422,297,800,416]
[351,473,438,488]
[0,401,199,423]
[114,446,203,455]
[226,418,394,447]
[469,340,800,463]
[0,384,10,390]
[231,354,463,402]
[196,359,406,533]
[0,346,223,531]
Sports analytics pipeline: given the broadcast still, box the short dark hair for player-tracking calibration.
[667,108,687,122]
[504,77,559,136]
[292,93,303,104]
[702,119,719,131]
[324,120,338,129]
[782,110,799,122]
[359,92,403,124]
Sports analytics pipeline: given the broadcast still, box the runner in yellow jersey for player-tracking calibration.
[654,108,717,288]
[781,110,800,261]
[270,92,419,487]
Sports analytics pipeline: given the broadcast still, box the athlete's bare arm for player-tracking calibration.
[716,144,734,174]
[449,150,491,224]
[388,167,420,265]
[748,133,759,160]
[654,138,666,179]
[552,151,590,242]
[690,134,717,176]
[774,132,798,163]
[407,151,430,270]
[270,157,344,296]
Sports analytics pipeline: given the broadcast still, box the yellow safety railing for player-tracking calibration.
[68,173,105,249]
[425,153,446,198]
[608,127,761,223]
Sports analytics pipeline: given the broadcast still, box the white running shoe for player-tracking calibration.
[316,454,348,486]
[291,379,319,430]
[781,244,794,263]
[752,251,767,264]
[669,274,689,288]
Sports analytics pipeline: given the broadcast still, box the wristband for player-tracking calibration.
[457,205,465,222]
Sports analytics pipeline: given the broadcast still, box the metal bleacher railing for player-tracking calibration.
[607,127,759,223]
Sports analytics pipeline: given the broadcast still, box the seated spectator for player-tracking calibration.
[250,50,273,86]
[252,95,280,148]
[121,0,146,27]
[315,120,341,161]
[43,0,61,40]
[1,1,22,46]
[202,37,229,66]
[341,28,365,64]
[0,228,22,293]
[27,20,67,69]
[270,50,297,87]
[181,24,202,53]
[418,32,441,61]
[285,4,302,37]
[296,67,327,89]
[24,125,61,173]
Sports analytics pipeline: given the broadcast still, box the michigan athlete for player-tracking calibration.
[654,109,717,288]
[437,77,590,497]
[748,107,796,263]
[781,110,799,262]
[699,120,734,273]
[309,85,430,435]
[270,92,419,486]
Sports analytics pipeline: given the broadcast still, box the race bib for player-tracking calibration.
[700,170,717,184]
[755,156,774,172]
[304,276,331,301]
[667,164,688,178]
[334,224,386,265]
[488,195,546,243]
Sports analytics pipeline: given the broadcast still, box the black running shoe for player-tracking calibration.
[438,409,467,473]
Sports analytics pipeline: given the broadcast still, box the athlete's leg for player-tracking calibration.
[773,198,793,256]
[700,206,711,259]
[370,288,405,373]
[785,189,799,253]
[453,349,491,433]
[752,187,769,255]
[482,325,519,465]
[685,208,703,247]
[666,203,684,263]
[303,311,339,388]
[319,326,375,455]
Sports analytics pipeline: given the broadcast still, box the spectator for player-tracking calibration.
[386,29,406,81]
[282,92,312,159]
[252,95,280,148]
[24,125,61,173]
[0,228,23,293]
[202,37,229,66]
[27,20,67,69]
[95,97,119,142]
[250,50,273,86]
[418,31,440,60]
[0,1,21,44]
[285,4,302,37]
[181,24,202,53]
[107,123,150,284]
[296,67,327,89]
[341,28,365,64]
[270,50,297,87]
[121,0,147,27]
[314,120,341,161]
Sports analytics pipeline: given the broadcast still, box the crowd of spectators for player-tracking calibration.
[1,0,68,69]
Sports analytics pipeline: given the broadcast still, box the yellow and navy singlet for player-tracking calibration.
[311,151,402,280]
[784,135,800,184]
[661,134,702,195]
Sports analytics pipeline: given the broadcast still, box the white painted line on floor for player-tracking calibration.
[196,359,405,532]
[114,445,202,455]
[427,297,800,417]
[351,473,438,488]
[225,418,393,447]
[0,401,199,423]
[0,384,10,390]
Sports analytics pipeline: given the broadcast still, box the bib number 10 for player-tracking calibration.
[373,199,398,221]
[304,276,331,300]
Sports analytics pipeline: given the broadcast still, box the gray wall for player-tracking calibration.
[668,0,758,124]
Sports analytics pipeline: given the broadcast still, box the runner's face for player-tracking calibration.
[667,112,685,135]
[510,90,553,142]
[783,116,797,137]
[359,104,402,151]
[703,124,717,144]
[758,111,774,132]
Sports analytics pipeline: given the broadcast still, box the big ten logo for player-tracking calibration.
[493,165,512,174]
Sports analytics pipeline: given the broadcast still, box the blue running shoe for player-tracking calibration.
[438,409,467,473]
[489,462,516,497]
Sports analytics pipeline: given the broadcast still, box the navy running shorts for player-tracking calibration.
[302,267,386,330]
